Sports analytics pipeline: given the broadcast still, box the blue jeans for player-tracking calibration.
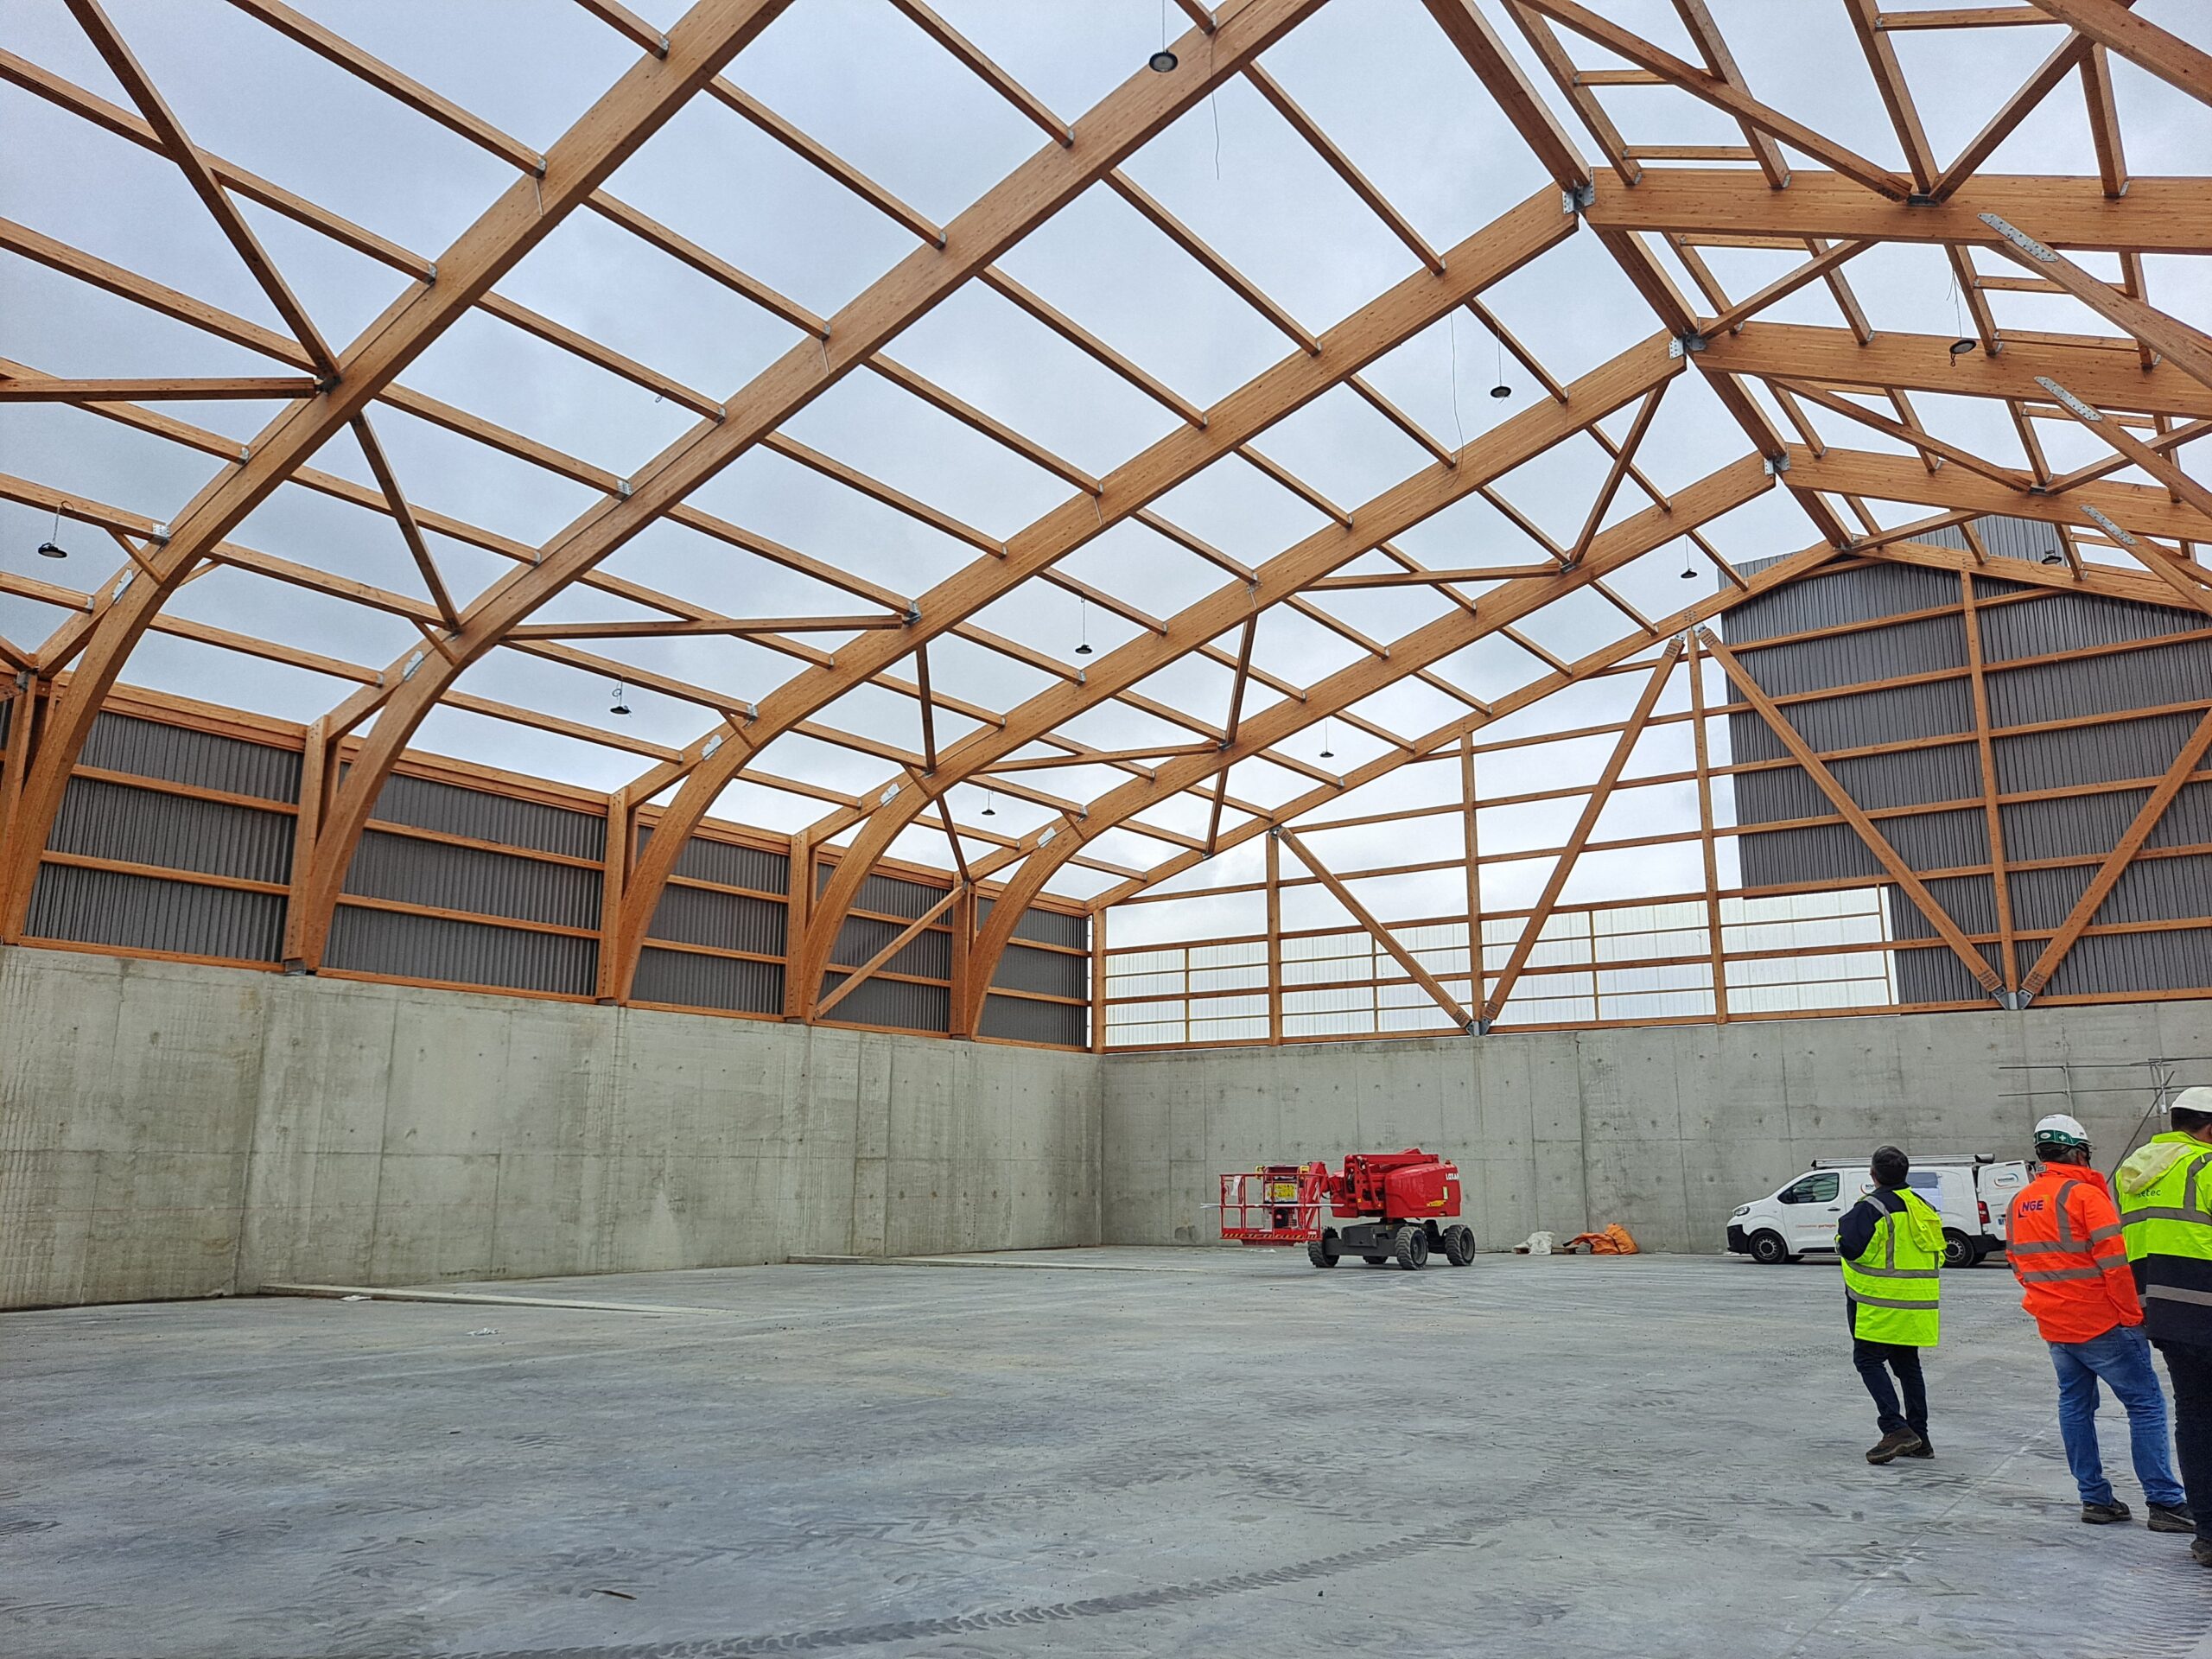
[2050,1324,2187,1510]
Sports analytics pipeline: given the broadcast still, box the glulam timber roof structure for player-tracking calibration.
[2,0,2209,1038]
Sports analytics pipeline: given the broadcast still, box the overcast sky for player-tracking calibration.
[3,0,2207,935]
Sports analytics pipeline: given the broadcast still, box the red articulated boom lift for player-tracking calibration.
[1219,1149,1474,1270]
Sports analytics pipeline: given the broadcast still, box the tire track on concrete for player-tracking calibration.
[323,1533,1468,1659]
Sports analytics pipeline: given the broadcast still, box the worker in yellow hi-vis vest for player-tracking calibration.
[2116,1084,2212,1569]
[1838,1144,1944,1465]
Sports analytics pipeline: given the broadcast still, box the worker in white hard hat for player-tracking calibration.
[2007,1113,2190,1531]
[2115,1084,2212,1567]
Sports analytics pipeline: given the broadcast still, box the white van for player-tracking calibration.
[1727,1155,2030,1269]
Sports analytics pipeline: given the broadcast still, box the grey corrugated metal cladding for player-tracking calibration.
[343,830,600,929]
[81,712,300,801]
[27,864,285,963]
[372,772,602,859]
[1724,515,2212,1006]
[979,992,1086,1046]
[632,947,782,1014]
[323,906,594,996]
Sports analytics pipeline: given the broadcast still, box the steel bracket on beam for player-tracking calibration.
[1994,989,2034,1010]
[1562,182,1595,213]
[1669,334,1707,359]
[1470,1017,1492,1036]
[1980,213,2056,264]
[1764,454,1791,475]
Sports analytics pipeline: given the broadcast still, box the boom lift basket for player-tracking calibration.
[1218,1164,1327,1244]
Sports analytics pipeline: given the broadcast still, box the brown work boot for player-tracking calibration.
[2082,1500,2133,1524]
[2192,1539,2212,1568]
[2147,1504,2193,1534]
[1901,1434,1933,1459]
[1866,1429,1924,1465]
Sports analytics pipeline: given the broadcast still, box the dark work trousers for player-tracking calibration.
[2156,1339,2212,1541]
[1853,1339,1929,1440]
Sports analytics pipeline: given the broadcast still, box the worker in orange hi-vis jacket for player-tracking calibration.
[2009,1114,2191,1533]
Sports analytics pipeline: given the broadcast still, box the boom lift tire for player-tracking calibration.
[1442,1224,1476,1266]
[1395,1224,1430,1270]
[1308,1230,1340,1268]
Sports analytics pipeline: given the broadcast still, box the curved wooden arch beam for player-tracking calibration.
[951,454,1777,1036]
[785,331,1685,1020]
[277,0,1330,972]
[0,0,798,944]
[600,184,1579,1001]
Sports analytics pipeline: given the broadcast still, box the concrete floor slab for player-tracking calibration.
[4,1252,2210,1658]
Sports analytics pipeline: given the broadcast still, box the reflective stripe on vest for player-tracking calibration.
[2145,1285,2212,1308]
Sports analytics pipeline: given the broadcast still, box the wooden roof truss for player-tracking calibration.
[2,0,2206,1033]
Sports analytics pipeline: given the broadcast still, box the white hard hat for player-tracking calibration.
[2171,1087,2212,1116]
[2035,1113,2091,1149]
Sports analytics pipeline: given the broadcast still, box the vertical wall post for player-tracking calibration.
[595,785,630,1003]
[1687,633,1728,1020]
[0,675,44,943]
[952,881,975,1041]
[1265,828,1283,1045]
[1961,573,2021,995]
[784,829,814,1020]
[1088,903,1105,1053]
[281,715,327,969]
[1461,731,1484,1016]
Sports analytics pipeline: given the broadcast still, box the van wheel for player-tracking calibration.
[1749,1230,1790,1266]
[1942,1230,1974,1270]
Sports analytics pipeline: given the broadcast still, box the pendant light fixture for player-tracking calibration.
[2041,549,2065,565]
[982,789,996,817]
[1948,271,1976,359]
[1489,332,1510,400]
[1149,0,1177,71]
[608,681,631,717]
[1680,539,1698,580]
[35,501,69,559]
[1075,595,1092,657]
[1319,717,1334,760]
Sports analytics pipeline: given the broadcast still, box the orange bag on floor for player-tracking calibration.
[1562,1224,1639,1255]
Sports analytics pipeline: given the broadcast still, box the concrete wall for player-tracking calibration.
[11,942,2212,1308]
[1,947,1100,1309]
[1102,1001,2212,1253]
